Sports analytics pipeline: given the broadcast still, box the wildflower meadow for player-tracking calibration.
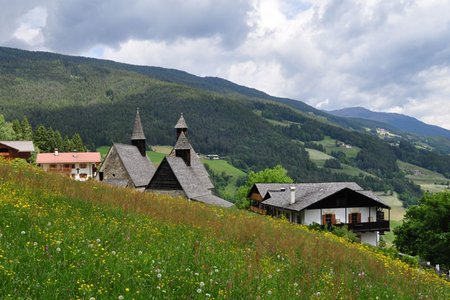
[0,159,448,299]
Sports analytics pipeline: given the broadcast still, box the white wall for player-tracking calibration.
[303,207,379,224]
[360,231,379,246]
[304,209,321,225]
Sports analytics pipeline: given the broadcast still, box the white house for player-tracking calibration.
[248,182,391,246]
[36,150,101,181]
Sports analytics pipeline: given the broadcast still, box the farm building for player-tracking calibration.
[36,150,101,181]
[0,141,34,160]
[248,182,390,246]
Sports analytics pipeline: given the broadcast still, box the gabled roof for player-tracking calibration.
[131,108,146,140]
[173,132,192,150]
[36,152,101,164]
[0,141,34,152]
[165,156,209,199]
[174,113,188,129]
[113,143,155,187]
[149,156,233,208]
[169,133,214,190]
[256,182,389,211]
[253,182,361,200]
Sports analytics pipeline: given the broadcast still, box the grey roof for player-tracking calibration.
[173,132,192,150]
[258,182,389,211]
[114,143,155,187]
[163,156,233,208]
[131,108,146,140]
[102,178,129,188]
[0,141,35,152]
[165,156,210,198]
[170,134,214,190]
[194,194,234,208]
[174,113,188,129]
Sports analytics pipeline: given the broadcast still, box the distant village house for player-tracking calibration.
[36,149,101,181]
[0,141,34,160]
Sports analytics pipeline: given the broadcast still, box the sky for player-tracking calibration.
[1,0,450,130]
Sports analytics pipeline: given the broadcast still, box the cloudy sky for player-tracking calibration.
[1,0,450,129]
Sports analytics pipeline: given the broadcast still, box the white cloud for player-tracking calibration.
[2,0,450,129]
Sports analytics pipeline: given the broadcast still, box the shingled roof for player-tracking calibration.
[169,133,214,190]
[162,156,233,207]
[0,141,34,152]
[174,113,188,129]
[131,108,146,140]
[173,132,192,150]
[258,182,389,211]
[113,143,155,188]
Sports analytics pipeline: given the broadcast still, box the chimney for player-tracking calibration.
[54,148,59,156]
[290,186,296,205]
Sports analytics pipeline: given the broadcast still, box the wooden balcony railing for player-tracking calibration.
[336,220,390,232]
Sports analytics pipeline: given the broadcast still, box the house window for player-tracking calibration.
[79,163,87,169]
[322,214,336,225]
[49,164,57,170]
[0,148,8,153]
[63,164,70,169]
[349,213,361,224]
[71,164,76,168]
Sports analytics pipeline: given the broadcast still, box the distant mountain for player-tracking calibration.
[1,46,450,203]
[328,107,450,139]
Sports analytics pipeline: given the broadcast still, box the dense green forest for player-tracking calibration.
[2,46,450,206]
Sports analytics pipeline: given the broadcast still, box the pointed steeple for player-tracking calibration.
[175,113,188,139]
[131,108,147,157]
[174,131,192,166]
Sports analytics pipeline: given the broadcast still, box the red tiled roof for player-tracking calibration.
[36,152,101,164]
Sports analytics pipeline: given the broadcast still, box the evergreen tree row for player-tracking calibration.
[0,114,88,153]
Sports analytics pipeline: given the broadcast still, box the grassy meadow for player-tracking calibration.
[0,159,449,299]
[315,136,361,158]
[202,159,247,197]
[397,160,450,193]
[306,148,373,178]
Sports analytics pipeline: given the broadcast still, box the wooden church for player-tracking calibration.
[146,114,233,208]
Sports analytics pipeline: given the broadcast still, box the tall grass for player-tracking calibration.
[0,159,448,299]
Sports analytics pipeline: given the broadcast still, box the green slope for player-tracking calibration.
[1,160,448,299]
[2,46,450,205]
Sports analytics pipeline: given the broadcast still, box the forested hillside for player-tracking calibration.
[1,46,450,205]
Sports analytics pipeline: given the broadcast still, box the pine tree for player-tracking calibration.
[71,133,87,152]
[21,117,33,140]
[33,125,48,151]
[63,136,74,152]
[12,119,22,140]
[0,114,16,140]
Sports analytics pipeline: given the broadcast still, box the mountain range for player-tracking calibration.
[1,46,449,205]
[328,106,450,139]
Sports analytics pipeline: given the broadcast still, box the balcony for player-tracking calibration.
[337,220,390,232]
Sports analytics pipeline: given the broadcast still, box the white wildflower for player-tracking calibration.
[197,288,202,293]
[118,296,124,300]
[199,282,205,287]
[21,230,26,235]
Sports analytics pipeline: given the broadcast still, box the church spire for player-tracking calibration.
[175,113,188,139]
[131,107,147,157]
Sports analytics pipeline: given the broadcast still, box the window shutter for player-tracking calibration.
[357,213,361,223]
[348,214,352,224]
[322,214,326,225]
[331,214,336,225]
